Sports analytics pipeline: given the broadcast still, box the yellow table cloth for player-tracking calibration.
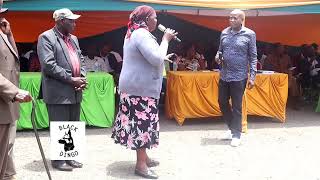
[165,71,288,132]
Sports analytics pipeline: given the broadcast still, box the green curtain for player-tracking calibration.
[18,72,115,130]
[316,96,320,113]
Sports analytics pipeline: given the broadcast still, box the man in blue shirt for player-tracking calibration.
[215,9,257,147]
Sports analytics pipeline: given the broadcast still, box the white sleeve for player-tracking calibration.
[133,29,168,67]
[97,57,108,72]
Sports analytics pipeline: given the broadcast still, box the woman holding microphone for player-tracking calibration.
[111,5,177,179]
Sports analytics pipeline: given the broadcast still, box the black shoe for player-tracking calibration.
[135,168,158,179]
[52,161,73,171]
[66,160,83,168]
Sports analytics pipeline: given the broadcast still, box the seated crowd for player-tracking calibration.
[18,41,123,85]
[18,40,320,109]
[165,41,320,109]
[259,43,320,108]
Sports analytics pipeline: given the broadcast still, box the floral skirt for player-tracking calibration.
[111,92,160,150]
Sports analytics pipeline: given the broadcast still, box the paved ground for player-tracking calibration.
[13,105,320,180]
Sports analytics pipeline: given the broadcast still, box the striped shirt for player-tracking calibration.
[218,26,257,82]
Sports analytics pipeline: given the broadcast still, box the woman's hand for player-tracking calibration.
[162,28,178,42]
[164,53,176,63]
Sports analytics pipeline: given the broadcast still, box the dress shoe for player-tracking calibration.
[135,168,158,179]
[52,161,73,171]
[147,159,160,167]
[66,160,83,168]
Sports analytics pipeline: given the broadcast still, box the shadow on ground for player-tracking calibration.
[200,138,230,146]
[23,159,51,172]
[106,161,142,180]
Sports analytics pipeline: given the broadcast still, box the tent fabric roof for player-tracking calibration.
[4,11,130,42]
[3,0,320,45]
[127,0,320,11]
[3,0,205,11]
[262,4,320,13]
[172,13,320,46]
[4,0,320,13]
[6,10,320,45]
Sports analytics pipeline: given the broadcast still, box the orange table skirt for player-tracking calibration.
[165,71,288,132]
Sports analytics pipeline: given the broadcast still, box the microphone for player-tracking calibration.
[158,24,181,42]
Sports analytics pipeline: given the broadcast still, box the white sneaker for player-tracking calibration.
[221,130,232,140]
[230,138,241,147]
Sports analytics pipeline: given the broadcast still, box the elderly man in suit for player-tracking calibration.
[37,8,87,171]
[0,0,32,179]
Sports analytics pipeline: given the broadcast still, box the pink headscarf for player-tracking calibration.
[126,5,156,39]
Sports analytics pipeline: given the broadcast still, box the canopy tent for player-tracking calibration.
[126,0,320,46]
[2,0,320,45]
[127,0,320,11]
[3,11,130,43]
[171,13,320,46]
[3,0,200,11]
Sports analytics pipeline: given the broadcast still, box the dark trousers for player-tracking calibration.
[218,79,247,138]
[47,104,81,166]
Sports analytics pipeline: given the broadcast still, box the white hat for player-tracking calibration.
[53,8,80,21]
[0,0,8,13]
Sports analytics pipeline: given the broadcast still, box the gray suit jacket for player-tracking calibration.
[37,28,86,104]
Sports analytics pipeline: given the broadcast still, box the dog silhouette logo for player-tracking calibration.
[58,129,75,152]
[50,122,85,160]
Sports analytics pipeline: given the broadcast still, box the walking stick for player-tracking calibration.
[30,99,52,180]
